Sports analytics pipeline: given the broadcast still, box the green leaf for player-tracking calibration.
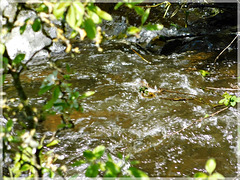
[144,23,163,31]
[127,26,140,35]
[134,6,145,16]
[114,2,123,10]
[231,95,236,101]
[83,150,95,161]
[88,11,101,24]
[72,100,79,110]
[32,18,41,32]
[194,172,208,178]
[117,152,123,159]
[20,164,30,171]
[141,8,150,25]
[49,169,55,178]
[53,2,71,19]
[14,152,21,162]
[107,153,113,161]
[20,24,27,35]
[39,85,54,95]
[170,23,179,29]
[3,57,8,64]
[99,162,106,171]
[46,139,59,147]
[224,100,229,106]
[200,70,210,77]
[53,86,60,101]
[82,91,95,98]
[66,63,71,73]
[6,119,13,132]
[57,123,67,129]
[0,43,5,55]
[70,30,78,39]
[46,74,56,85]
[85,164,99,177]
[210,172,225,179]
[66,5,76,29]
[0,74,6,86]
[104,161,121,177]
[13,54,25,65]
[36,3,49,13]
[92,145,105,159]
[130,160,140,165]
[205,158,216,175]
[222,92,229,98]
[73,1,84,27]
[44,99,54,110]
[230,101,236,107]
[219,99,225,104]
[12,161,21,175]
[236,97,240,102]
[204,114,209,118]
[127,167,149,178]
[72,160,85,167]
[96,7,112,21]
[84,18,96,39]
[125,154,130,161]
[126,3,134,9]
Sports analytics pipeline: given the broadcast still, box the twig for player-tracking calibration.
[131,48,151,64]
[214,35,238,63]
[206,87,240,91]
[159,89,197,96]
[233,174,240,180]
[163,106,229,138]
[158,97,194,101]
[137,2,168,8]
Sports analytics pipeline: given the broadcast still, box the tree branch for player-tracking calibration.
[214,34,238,63]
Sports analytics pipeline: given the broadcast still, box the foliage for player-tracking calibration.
[194,158,224,180]
[72,145,149,179]
[38,63,95,128]
[199,70,210,77]
[1,119,66,179]
[114,0,163,35]
[219,92,240,107]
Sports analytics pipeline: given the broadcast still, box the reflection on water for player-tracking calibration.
[3,43,237,177]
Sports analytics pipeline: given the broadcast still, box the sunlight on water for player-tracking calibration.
[3,43,237,177]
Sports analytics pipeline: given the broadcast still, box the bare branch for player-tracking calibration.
[214,35,238,63]
[206,87,240,91]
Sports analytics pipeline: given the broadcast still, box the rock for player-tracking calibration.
[101,15,128,38]
[5,23,51,64]
[49,42,66,53]
[15,10,37,24]
[2,0,17,23]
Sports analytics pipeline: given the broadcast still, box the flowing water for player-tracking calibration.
[3,38,238,177]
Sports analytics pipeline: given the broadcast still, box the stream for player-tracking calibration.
[4,38,238,177]
[3,3,238,177]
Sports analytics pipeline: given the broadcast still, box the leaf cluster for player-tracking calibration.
[1,120,64,179]
[219,92,240,107]
[114,1,163,35]
[72,145,149,179]
[52,1,112,41]
[194,158,224,180]
[39,64,95,128]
